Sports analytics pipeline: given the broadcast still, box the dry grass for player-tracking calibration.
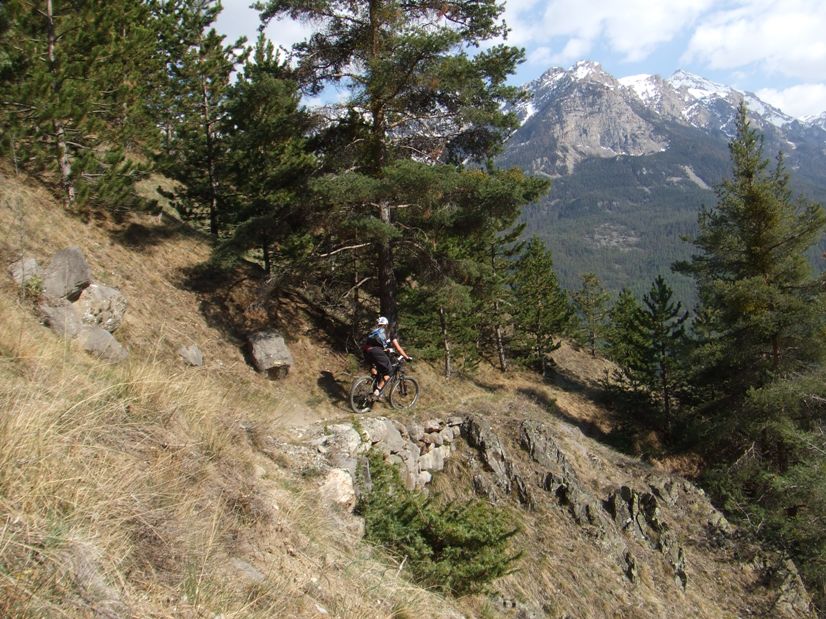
[0,166,471,617]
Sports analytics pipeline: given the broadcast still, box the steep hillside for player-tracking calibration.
[0,165,816,617]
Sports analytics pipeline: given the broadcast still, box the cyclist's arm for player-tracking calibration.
[390,338,411,360]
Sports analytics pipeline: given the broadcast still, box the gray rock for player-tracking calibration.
[462,416,512,493]
[319,468,357,512]
[8,257,42,287]
[407,421,425,442]
[248,330,294,378]
[39,302,82,339]
[229,558,265,584]
[321,424,362,473]
[424,419,442,432]
[419,445,449,472]
[78,326,128,363]
[438,427,454,444]
[520,419,576,481]
[76,283,127,332]
[361,417,405,454]
[43,247,92,302]
[177,344,204,367]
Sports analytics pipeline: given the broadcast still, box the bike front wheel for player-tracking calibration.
[389,376,419,409]
[349,376,375,413]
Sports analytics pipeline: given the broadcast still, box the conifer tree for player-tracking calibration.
[216,36,316,275]
[572,272,610,357]
[155,1,246,235]
[676,102,826,401]
[510,238,572,376]
[626,276,689,431]
[474,226,525,373]
[256,0,533,323]
[605,288,642,374]
[1,0,158,208]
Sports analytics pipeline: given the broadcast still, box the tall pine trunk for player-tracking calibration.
[368,0,398,324]
[495,317,507,372]
[201,76,219,236]
[439,306,452,379]
[47,0,75,208]
[492,247,507,372]
[378,202,398,323]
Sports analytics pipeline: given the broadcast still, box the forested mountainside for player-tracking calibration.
[499,61,826,300]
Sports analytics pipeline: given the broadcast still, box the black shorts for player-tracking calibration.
[364,346,392,377]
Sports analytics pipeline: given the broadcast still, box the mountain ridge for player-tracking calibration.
[499,60,826,299]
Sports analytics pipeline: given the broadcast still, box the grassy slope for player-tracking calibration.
[0,165,812,618]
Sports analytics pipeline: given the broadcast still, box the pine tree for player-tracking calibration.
[155,1,246,235]
[256,0,533,323]
[1,0,158,209]
[626,276,689,432]
[676,102,826,400]
[397,169,546,377]
[605,288,642,374]
[510,238,573,376]
[572,272,610,357]
[216,36,316,276]
[474,226,525,373]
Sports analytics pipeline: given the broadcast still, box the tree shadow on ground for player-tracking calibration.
[318,370,349,408]
[110,219,207,251]
[175,259,357,390]
[517,378,641,458]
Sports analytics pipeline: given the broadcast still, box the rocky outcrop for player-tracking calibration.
[248,330,293,378]
[304,411,814,613]
[605,485,686,589]
[8,256,42,288]
[8,247,129,362]
[42,247,92,302]
[75,283,128,332]
[78,326,129,363]
[309,416,464,498]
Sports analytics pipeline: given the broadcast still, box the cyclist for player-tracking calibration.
[362,316,411,399]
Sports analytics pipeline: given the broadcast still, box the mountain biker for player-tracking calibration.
[362,316,411,399]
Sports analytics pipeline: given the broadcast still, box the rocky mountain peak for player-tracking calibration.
[497,62,826,298]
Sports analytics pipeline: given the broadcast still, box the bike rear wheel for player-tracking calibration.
[349,376,375,413]
[389,376,419,409]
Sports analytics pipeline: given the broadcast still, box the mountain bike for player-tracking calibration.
[349,353,419,413]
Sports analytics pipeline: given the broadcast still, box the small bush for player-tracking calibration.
[356,450,520,596]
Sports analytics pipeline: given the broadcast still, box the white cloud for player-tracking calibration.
[216,0,315,50]
[506,0,715,64]
[682,0,826,81]
[756,84,826,119]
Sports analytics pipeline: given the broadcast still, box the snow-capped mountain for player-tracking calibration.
[499,61,826,299]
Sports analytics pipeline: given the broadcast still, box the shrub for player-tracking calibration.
[356,450,520,595]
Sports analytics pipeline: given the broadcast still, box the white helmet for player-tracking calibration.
[377,316,389,326]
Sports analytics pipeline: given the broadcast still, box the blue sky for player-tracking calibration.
[216,0,826,119]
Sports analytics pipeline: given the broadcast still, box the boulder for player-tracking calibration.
[319,468,357,511]
[247,330,293,378]
[75,283,128,332]
[42,247,91,302]
[177,344,204,367]
[39,302,82,339]
[8,257,42,287]
[78,326,128,363]
[318,424,362,473]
